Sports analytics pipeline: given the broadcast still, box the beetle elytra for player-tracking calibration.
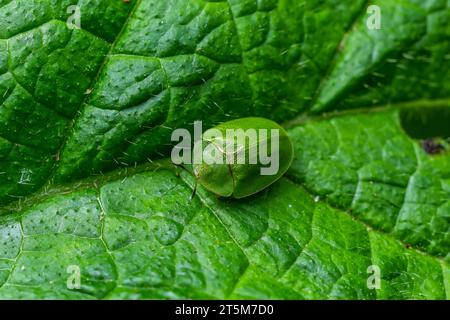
[191,117,294,199]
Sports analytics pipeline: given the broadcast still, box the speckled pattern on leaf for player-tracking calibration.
[0,0,449,299]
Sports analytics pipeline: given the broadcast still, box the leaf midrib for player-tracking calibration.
[1,157,447,264]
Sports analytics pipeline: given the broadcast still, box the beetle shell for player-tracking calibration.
[193,117,294,199]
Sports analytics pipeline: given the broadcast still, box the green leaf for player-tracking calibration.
[0,0,449,299]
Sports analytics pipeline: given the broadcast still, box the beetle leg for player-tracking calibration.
[190,180,198,201]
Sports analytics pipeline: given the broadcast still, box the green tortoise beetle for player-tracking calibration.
[189,117,294,199]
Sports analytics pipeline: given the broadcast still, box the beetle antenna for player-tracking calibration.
[190,180,198,201]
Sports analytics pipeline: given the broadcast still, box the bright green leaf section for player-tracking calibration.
[0,106,449,300]
[288,107,450,261]
[0,0,135,205]
[311,0,450,112]
[0,0,449,300]
[3,0,449,204]
[0,164,448,299]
